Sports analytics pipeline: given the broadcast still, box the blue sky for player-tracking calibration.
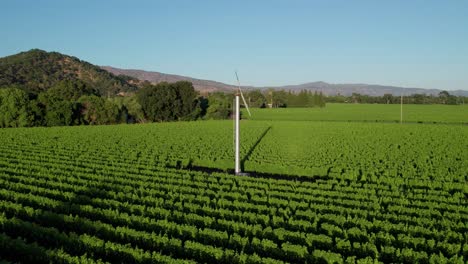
[1,0,467,90]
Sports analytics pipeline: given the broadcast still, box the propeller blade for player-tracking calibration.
[239,89,251,116]
[235,71,251,117]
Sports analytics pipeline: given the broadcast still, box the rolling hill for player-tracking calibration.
[102,67,468,96]
[101,66,236,93]
[0,49,138,95]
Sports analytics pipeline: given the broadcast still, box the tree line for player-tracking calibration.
[0,81,233,128]
[245,89,326,108]
[326,91,466,105]
[0,81,330,128]
[2,80,464,128]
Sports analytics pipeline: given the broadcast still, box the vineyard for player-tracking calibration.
[246,104,468,124]
[0,107,467,263]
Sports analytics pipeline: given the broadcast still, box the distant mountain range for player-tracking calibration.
[102,66,468,97]
[1,49,466,97]
[101,66,235,93]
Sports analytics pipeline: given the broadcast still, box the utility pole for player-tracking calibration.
[400,94,403,124]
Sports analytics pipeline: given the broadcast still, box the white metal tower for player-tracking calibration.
[234,72,251,175]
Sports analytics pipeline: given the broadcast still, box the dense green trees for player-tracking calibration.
[111,96,145,123]
[38,93,75,126]
[438,91,458,105]
[287,90,326,108]
[205,93,233,120]
[245,89,325,108]
[246,90,267,108]
[2,76,465,128]
[0,88,31,127]
[327,91,465,105]
[136,81,200,122]
[36,80,97,126]
[0,80,126,128]
[0,79,230,128]
[78,95,121,125]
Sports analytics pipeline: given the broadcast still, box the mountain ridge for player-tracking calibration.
[1,49,466,97]
[100,66,237,93]
[101,66,468,97]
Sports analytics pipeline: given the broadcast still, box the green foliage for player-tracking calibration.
[327,91,466,105]
[282,90,326,108]
[34,80,98,126]
[270,89,288,108]
[110,96,145,123]
[256,89,327,108]
[78,96,120,125]
[0,78,138,127]
[438,90,458,105]
[28,99,46,126]
[137,81,198,122]
[0,88,31,127]
[38,92,74,127]
[246,90,267,108]
[205,92,232,119]
[46,79,98,101]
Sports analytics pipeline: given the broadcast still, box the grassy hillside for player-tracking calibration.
[0,49,137,95]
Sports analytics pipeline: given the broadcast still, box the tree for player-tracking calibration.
[438,91,450,104]
[205,92,232,119]
[286,90,298,107]
[173,81,199,120]
[438,90,457,105]
[383,94,393,104]
[351,93,362,104]
[38,93,75,126]
[296,90,309,107]
[272,90,288,108]
[313,91,319,106]
[102,100,120,124]
[137,82,174,121]
[318,91,326,107]
[136,81,198,122]
[78,95,107,125]
[28,99,46,126]
[111,96,145,123]
[35,80,99,126]
[247,90,267,108]
[188,96,208,120]
[44,80,98,101]
[0,88,32,127]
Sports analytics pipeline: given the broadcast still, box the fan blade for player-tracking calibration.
[239,89,251,116]
[235,71,252,117]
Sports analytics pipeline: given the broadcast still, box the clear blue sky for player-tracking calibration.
[1,0,467,90]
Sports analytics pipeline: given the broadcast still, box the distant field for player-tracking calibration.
[1,112,467,262]
[245,103,468,123]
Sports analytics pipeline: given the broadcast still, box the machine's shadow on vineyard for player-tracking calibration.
[241,126,272,172]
